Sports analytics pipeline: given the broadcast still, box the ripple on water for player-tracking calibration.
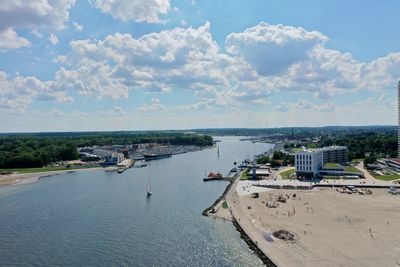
[0,137,269,266]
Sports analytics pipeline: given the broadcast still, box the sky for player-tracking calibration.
[0,0,399,132]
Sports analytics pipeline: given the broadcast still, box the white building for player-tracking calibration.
[295,146,348,178]
[295,149,323,178]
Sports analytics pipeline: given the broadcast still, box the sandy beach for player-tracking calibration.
[0,167,102,187]
[223,179,400,266]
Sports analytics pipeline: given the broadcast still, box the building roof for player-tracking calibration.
[296,146,348,154]
[386,158,400,165]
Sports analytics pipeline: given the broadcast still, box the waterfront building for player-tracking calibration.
[79,152,100,162]
[295,149,323,178]
[104,153,124,165]
[322,146,348,165]
[295,146,352,178]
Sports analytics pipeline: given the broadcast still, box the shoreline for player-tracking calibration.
[217,177,400,266]
[0,167,103,187]
[231,218,276,267]
[0,146,214,188]
[202,173,277,266]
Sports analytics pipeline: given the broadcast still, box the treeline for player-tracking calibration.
[0,140,78,168]
[194,126,397,137]
[318,132,397,160]
[0,133,214,169]
[257,151,294,167]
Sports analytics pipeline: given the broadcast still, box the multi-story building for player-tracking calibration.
[295,149,323,178]
[398,80,400,158]
[322,146,348,165]
[295,146,349,178]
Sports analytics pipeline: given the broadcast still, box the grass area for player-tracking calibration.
[240,170,250,180]
[344,166,361,173]
[222,201,228,209]
[322,176,341,180]
[323,163,343,169]
[281,168,295,179]
[0,165,96,174]
[372,172,400,181]
[351,158,364,164]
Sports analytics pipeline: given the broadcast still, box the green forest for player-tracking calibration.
[0,133,214,169]
[256,151,294,167]
[318,132,397,160]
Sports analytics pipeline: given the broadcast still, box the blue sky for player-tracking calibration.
[0,0,398,132]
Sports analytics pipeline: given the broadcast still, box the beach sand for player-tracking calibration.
[0,167,102,187]
[226,181,400,266]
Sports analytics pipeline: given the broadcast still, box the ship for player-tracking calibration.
[203,171,227,181]
[142,152,172,161]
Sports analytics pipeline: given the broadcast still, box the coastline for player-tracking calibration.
[207,173,400,266]
[0,167,102,187]
[202,173,277,266]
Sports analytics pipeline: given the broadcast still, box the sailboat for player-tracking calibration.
[217,146,220,158]
[146,178,152,197]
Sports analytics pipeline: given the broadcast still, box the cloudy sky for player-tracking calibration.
[0,0,398,132]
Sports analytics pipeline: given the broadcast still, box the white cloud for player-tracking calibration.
[37,91,74,103]
[0,28,31,50]
[92,0,171,23]
[0,71,49,111]
[49,21,400,108]
[48,33,59,45]
[226,22,328,76]
[72,21,83,31]
[0,0,76,31]
[2,20,400,118]
[30,29,43,38]
[182,101,210,110]
[52,63,130,99]
[53,22,222,98]
[274,99,335,113]
[0,0,75,50]
[139,98,166,112]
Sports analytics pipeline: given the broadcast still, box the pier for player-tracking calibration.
[116,159,135,173]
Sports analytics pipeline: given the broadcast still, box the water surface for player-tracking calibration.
[0,137,272,266]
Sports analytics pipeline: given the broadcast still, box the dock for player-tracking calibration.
[203,177,233,182]
[116,159,135,173]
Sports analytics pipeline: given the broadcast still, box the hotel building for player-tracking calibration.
[295,146,348,178]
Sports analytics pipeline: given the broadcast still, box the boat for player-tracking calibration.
[143,152,172,161]
[207,172,223,178]
[146,179,152,197]
[203,171,227,181]
[136,163,148,168]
